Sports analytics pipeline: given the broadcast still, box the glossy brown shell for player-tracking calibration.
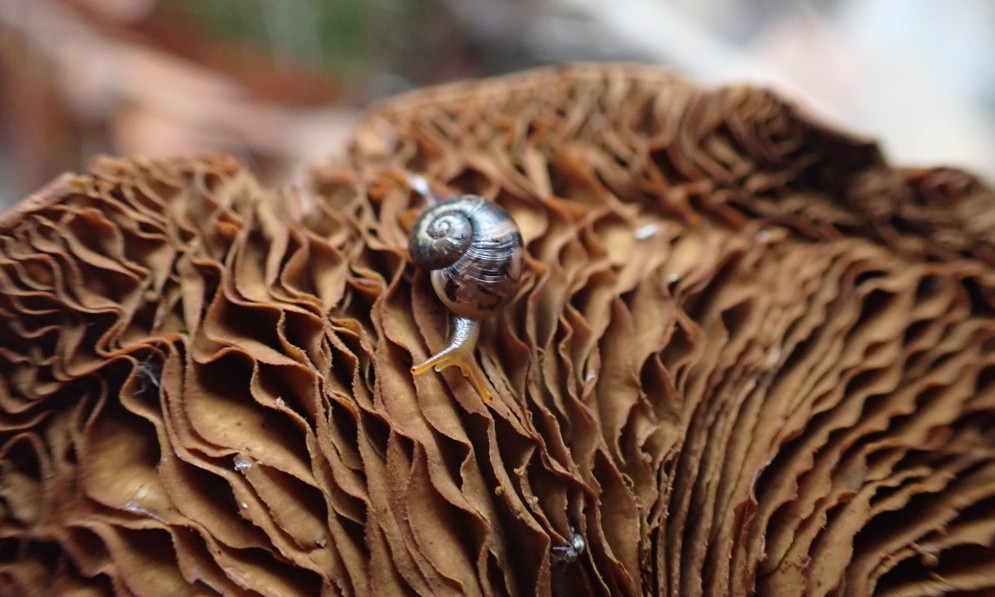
[409,195,524,320]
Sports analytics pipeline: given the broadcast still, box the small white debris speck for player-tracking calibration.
[768,347,782,364]
[634,223,660,240]
[408,174,433,201]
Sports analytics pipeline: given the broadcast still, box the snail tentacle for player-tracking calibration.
[410,316,491,401]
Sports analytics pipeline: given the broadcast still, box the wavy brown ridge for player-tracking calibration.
[2,64,995,596]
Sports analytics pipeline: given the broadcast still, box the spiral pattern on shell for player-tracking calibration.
[409,205,473,270]
[409,195,524,320]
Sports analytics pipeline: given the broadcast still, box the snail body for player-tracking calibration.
[409,195,524,400]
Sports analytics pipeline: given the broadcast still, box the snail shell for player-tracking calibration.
[409,195,524,320]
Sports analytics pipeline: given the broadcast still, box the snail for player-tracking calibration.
[408,194,524,401]
[552,527,586,565]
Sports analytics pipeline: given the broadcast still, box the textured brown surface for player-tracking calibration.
[3,64,995,596]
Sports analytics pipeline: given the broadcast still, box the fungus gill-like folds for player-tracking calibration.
[3,65,995,596]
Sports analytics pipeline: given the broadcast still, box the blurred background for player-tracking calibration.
[1,0,993,210]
